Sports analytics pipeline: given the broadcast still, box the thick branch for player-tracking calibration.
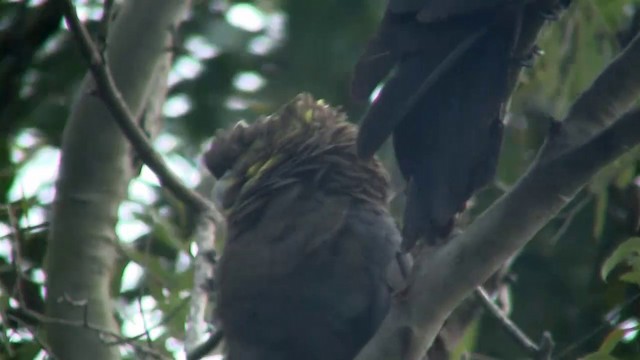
[559,30,640,150]
[356,30,640,360]
[46,1,191,358]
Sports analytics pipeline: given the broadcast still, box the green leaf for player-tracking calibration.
[598,328,626,354]
[601,237,640,281]
[581,353,619,360]
[620,270,640,286]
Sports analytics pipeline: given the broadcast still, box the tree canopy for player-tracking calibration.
[1,0,640,359]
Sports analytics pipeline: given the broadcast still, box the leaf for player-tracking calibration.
[451,317,480,359]
[581,353,619,360]
[620,270,640,286]
[601,237,640,281]
[598,328,626,354]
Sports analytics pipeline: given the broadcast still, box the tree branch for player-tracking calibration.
[58,0,222,223]
[356,30,640,360]
[475,287,549,357]
[47,0,194,358]
[551,27,640,154]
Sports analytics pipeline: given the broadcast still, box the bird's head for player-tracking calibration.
[203,93,390,220]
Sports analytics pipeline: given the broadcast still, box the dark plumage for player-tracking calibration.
[204,94,401,360]
[352,0,569,248]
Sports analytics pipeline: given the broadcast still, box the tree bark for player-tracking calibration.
[44,1,188,358]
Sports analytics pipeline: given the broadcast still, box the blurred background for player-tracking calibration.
[1,0,640,358]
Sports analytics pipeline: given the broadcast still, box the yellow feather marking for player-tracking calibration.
[246,161,263,177]
[256,155,280,177]
[246,155,281,179]
[304,109,314,122]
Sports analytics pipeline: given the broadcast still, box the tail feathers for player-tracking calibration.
[401,180,456,250]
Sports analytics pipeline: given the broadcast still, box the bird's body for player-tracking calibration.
[352,0,569,248]
[204,94,401,360]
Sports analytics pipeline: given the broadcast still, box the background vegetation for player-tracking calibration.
[1,0,639,358]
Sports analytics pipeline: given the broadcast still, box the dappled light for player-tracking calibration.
[1,0,640,359]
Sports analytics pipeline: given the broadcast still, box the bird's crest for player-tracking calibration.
[203,93,390,217]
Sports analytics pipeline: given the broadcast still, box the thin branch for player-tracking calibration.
[22,305,169,359]
[58,0,222,224]
[8,314,56,358]
[0,314,13,357]
[548,195,590,245]
[475,287,542,355]
[555,292,640,359]
[6,203,168,359]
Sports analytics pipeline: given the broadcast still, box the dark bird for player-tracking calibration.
[203,94,402,360]
[352,0,570,249]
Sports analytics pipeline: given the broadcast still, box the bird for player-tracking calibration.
[203,93,403,360]
[351,0,570,249]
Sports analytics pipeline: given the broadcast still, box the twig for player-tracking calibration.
[186,329,224,360]
[475,287,545,355]
[548,195,590,245]
[6,203,27,306]
[108,297,190,346]
[23,304,169,359]
[0,311,15,357]
[8,313,56,358]
[58,0,222,224]
[6,204,168,359]
[555,292,640,359]
[0,222,48,239]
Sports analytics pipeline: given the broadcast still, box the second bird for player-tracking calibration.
[352,0,569,248]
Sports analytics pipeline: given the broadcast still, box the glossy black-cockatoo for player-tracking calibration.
[352,0,569,248]
[203,94,403,360]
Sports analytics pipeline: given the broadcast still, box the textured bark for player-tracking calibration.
[44,1,188,358]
